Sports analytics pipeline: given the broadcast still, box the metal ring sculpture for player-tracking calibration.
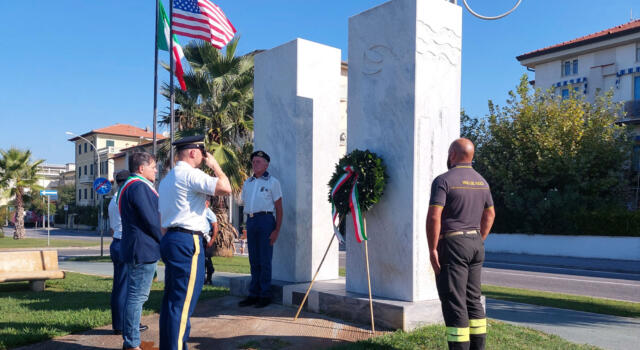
[461,0,522,20]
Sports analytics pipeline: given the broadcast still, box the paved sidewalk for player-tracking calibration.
[487,299,640,350]
[14,296,378,350]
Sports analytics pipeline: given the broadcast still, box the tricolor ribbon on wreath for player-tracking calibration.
[330,165,367,243]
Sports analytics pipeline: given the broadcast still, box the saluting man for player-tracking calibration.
[158,135,231,350]
[427,138,495,350]
[238,151,283,308]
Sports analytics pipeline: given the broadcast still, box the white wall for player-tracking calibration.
[486,234,640,261]
[533,42,639,104]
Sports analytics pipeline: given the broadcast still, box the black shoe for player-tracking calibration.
[254,297,271,308]
[238,296,258,307]
[113,329,122,335]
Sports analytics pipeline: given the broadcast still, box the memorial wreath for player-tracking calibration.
[328,149,388,243]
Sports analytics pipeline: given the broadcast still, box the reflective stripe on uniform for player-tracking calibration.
[469,318,487,335]
[446,327,470,342]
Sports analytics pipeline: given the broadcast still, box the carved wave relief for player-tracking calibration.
[416,20,461,67]
[362,45,396,75]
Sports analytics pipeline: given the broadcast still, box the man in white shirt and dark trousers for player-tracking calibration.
[203,197,218,285]
[158,135,231,350]
[238,151,283,308]
[108,169,149,336]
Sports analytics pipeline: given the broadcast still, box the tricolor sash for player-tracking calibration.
[118,175,158,214]
[330,165,367,243]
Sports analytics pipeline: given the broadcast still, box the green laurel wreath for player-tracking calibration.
[328,149,388,238]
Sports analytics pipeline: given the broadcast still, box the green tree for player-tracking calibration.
[0,148,43,239]
[54,184,76,224]
[473,75,631,234]
[160,38,255,256]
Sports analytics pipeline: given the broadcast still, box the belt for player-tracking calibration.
[168,227,204,236]
[247,211,273,218]
[439,230,479,240]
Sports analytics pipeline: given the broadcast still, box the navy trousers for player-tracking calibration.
[159,231,205,350]
[110,238,128,332]
[247,214,275,298]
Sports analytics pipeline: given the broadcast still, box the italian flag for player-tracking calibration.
[158,1,187,90]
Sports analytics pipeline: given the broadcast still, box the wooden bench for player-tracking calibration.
[0,250,65,291]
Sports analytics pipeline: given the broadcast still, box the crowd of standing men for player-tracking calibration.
[106,135,282,350]
[105,135,491,350]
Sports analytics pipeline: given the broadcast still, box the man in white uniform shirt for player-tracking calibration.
[238,150,283,308]
[108,169,149,335]
[157,135,231,350]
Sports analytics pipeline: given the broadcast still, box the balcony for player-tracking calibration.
[78,175,94,185]
[618,100,640,125]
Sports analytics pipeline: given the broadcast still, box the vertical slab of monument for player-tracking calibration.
[346,0,462,302]
[253,38,341,283]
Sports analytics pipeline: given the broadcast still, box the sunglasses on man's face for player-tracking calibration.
[198,145,206,157]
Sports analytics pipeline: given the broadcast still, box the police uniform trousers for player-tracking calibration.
[246,213,275,298]
[159,230,205,350]
[110,238,128,332]
[436,232,487,350]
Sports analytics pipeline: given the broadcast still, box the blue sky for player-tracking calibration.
[0,0,637,164]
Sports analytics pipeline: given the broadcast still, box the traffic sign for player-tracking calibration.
[40,190,58,196]
[64,205,69,211]
[93,177,112,195]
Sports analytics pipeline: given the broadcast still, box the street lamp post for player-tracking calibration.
[66,131,105,256]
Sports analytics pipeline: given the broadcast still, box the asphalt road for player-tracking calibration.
[344,251,640,302]
[483,262,640,302]
[14,227,640,302]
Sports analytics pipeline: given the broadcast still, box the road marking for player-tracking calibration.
[484,270,640,288]
[485,261,639,278]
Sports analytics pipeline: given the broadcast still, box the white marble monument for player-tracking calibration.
[253,38,341,283]
[346,0,462,301]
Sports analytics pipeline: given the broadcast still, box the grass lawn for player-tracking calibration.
[482,284,640,319]
[0,237,99,249]
[332,319,601,349]
[67,255,252,274]
[0,272,227,350]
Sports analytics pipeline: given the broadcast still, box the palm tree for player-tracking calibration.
[0,148,43,239]
[160,38,255,256]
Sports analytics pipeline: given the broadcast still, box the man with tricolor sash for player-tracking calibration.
[108,169,150,337]
[427,138,495,350]
[158,135,231,350]
[238,150,283,308]
[119,152,162,350]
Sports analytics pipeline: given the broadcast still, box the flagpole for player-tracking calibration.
[169,0,175,168]
[152,0,159,157]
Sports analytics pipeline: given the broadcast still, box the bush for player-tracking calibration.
[573,209,640,237]
[465,76,633,236]
[66,205,99,226]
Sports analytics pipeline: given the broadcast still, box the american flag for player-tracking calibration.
[172,0,236,49]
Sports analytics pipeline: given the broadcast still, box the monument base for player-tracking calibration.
[227,275,485,331]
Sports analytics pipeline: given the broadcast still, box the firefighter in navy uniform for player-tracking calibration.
[427,138,496,350]
[158,135,231,350]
